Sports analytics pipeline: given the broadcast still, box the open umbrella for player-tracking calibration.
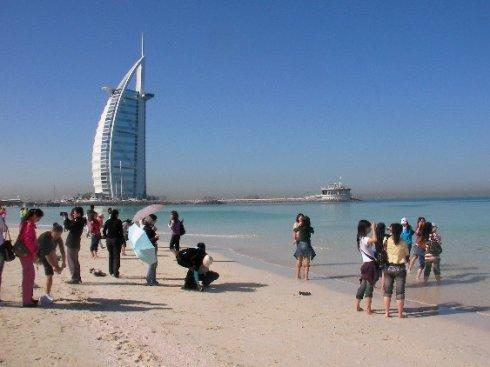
[128,224,157,265]
[132,204,164,224]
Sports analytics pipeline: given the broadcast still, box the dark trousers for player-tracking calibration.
[66,247,81,281]
[383,265,407,300]
[183,268,219,289]
[356,279,374,300]
[169,235,181,252]
[106,238,121,276]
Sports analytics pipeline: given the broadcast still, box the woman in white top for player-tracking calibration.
[355,219,378,315]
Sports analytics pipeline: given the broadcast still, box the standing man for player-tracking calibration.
[38,223,65,299]
[63,207,86,284]
[103,209,125,278]
[168,211,183,253]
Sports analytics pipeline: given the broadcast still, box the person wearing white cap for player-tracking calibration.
[400,218,415,255]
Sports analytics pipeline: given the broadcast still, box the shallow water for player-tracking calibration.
[8,197,490,317]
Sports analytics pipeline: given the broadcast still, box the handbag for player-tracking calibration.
[13,224,29,258]
[1,230,16,262]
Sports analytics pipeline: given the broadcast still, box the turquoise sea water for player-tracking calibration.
[7,198,490,316]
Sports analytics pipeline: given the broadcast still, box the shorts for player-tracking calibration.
[41,256,54,276]
[90,235,101,252]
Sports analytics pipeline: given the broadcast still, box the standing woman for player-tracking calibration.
[383,223,410,318]
[293,215,315,280]
[19,208,44,307]
[424,224,442,284]
[103,209,125,278]
[168,211,182,253]
[0,207,9,302]
[88,212,102,259]
[355,220,378,315]
[409,217,426,273]
[144,215,160,286]
[374,223,387,290]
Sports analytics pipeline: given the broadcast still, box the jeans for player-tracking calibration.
[146,248,158,284]
[424,258,441,278]
[383,265,407,300]
[106,238,121,276]
[356,279,374,299]
[169,235,180,252]
[414,246,425,269]
[66,247,81,281]
[20,257,35,305]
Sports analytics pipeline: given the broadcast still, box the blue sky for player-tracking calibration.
[1,1,490,200]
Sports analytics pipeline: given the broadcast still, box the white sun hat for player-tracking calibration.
[202,255,213,268]
[400,217,408,225]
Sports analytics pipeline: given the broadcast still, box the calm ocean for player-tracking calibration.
[7,198,490,316]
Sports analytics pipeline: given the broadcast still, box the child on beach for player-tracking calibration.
[355,220,378,315]
[293,216,315,280]
[37,223,66,301]
[423,223,442,284]
[383,223,410,318]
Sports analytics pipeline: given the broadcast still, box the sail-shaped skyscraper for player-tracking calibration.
[92,36,153,199]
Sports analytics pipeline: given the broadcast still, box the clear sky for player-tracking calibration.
[1,1,490,200]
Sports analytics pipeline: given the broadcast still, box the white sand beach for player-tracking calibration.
[0,228,489,366]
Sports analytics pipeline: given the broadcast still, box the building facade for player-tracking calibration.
[91,38,153,199]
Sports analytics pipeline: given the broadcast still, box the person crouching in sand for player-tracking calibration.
[355,220,378,315]
[37,223,65,300]
[383,223,410,318]
[177,243,219,291]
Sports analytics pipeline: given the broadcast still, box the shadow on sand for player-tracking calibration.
[404,302,490,318]
[2,298,171,312]
[206,282,267,293]
[81,281,182,287]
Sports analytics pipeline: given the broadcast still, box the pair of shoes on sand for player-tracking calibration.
[90,268,107,277]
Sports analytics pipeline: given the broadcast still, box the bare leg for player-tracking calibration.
[416,268,424,281]
[365,297,373,315]
[46,275,53,296]
[397,299,405,318]
[383,296,391,317]
[303,259,310,280]
[408,256,416,272]
[355,299,363,312]
[435,275,442,284]
[295,259,302,279]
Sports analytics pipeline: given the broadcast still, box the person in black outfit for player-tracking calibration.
[103,209,125,278]
[63,207,87,284]
[177,243,219,291]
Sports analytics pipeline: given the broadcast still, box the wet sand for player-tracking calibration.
[0,228,489,366]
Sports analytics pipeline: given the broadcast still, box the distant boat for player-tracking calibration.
[305,178,355,202]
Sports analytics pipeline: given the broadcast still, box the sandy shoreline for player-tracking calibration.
[1,228,489,366]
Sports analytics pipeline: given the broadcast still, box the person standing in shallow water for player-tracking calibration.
[355,220,378,315]
[409,216,426,277]
[293,216,315,280]
[383,223,410,318]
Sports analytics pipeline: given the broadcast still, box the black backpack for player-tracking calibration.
[179,220,186,236]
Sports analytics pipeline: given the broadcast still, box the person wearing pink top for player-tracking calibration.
[19,208,44,307]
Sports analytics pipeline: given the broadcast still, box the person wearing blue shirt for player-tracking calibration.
[400,218,415,254]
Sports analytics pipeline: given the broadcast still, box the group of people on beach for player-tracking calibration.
[0,206,219,307]
[354,217,443,318]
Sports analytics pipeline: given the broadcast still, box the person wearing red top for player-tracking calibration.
[19,208,44,307]
[88,212,103,259]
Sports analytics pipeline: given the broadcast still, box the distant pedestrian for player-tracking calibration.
[63,207,86,284]
[37,223,65,300]
[168,211,183,253]
[103,209,125,278]
[144,215,159,286]
[121,219,132,256]
[355,220,378,315]
[19,208,44,307]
